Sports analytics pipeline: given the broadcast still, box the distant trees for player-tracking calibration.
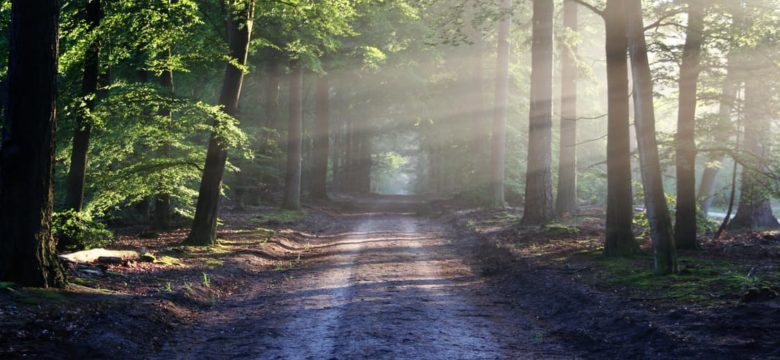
[310,74,331,200]
[282,61,304,210]
[555,0,578,218]
[0,0,65,287]
[490,0,512,209]
[521,0,556,225]
[186,0,254,246]
[731,77,779,229]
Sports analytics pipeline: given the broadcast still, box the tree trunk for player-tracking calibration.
[674,0,704,250]
[626,0,677,274]
[358,129,372,193]
[186,1,253,246]
[522,0,556,226]
[490,0,512,208]
[64,0,101,214]
[472,35,490,195]
[282,61,304,210]
[310,75,330,199]
[698,56,739,215]
[0,0,65,287]
[264,61,282,129]
[555,0,578,218]
[153,65,175,230]
[730,77,779,229]
[604,0,638,257]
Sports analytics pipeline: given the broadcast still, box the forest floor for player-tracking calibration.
[1,195,779,359]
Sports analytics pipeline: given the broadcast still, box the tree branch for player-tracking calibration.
[570,0,604,18]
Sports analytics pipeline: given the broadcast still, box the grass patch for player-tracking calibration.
[0,281,15,291]
[253,210,306,225]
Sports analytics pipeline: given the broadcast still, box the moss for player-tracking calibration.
[253,210,306,225]
[0,281,14,291]
[544,223,580,236]
[590,255,776,304]
[155,255,183,266]
[205,258,224,267]
[15,288,68,305]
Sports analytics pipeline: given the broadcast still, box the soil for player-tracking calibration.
[1,195,779,359]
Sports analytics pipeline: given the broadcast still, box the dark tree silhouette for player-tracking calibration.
[0,0,66,287]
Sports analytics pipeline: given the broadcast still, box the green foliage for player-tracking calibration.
[0,281,14,291]
[53,210,114,251]
[57,81,249,217]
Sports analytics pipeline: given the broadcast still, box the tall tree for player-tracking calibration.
[310,74,330,199]
[282,61,304,210]
[603,0,639,256]
[674,0,705,249]
[555,0,578,218]
[626,0,677,274]
[490,0,512,208]
[697,55,739,215]
[64,0,102,214]
[730,77,779,229]
[153,58,175,230]
[0,0,65,287]
[186,0,254,246]
[522,0,556,225]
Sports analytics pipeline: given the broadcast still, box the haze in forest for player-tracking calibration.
[0,0,779,358]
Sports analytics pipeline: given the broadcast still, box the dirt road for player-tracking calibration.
[155,213,569,359]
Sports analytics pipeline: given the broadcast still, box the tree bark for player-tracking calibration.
[490,0,512,208]
[698,56,739,215]
[310,75,330,199]
[186,0,253,246]
[264,61,282,130]
[64,0,101,214]
[555,0,578,218]
[674,0,704,249]
[626,0,677,274]
[603,0,638,256]
[522,0,556,226]
[730,77,779,229]
[153,65,175,230]
[282,61,304,210]
[0,0,65,287]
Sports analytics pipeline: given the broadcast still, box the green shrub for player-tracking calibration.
[53,210,114,251]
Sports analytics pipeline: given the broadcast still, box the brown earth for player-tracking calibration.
[1,196,778,359]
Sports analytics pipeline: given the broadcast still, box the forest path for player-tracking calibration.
[155,212,569,359]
